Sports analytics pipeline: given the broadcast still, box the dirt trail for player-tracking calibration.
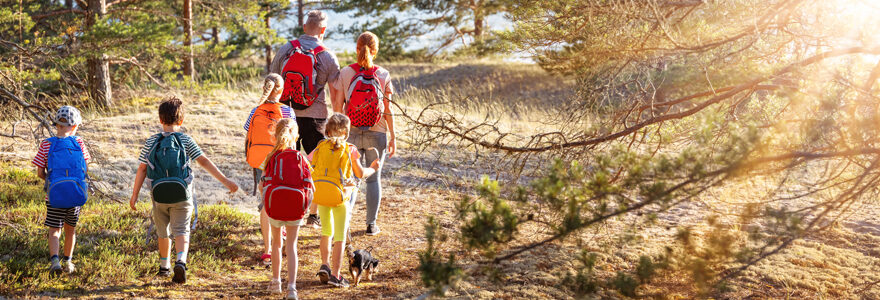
[0,82,467,299]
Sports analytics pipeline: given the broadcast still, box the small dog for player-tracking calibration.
[349,247,379,287]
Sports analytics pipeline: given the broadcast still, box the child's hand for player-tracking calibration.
[129,196,137,211]
[224,179,239,194]
[370,158,382,170]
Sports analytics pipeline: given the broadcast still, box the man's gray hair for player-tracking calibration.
[305,10,327,28]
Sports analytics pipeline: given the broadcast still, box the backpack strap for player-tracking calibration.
[169,132,190,165]
[290,40,302,50]
[312,45,325,55]
[45,137,59,174]
[263,150,279,182]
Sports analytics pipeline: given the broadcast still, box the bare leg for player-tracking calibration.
[309,202,317,215]
[320,235,331,266]
[174,234,189,262]
[48,227,62,257]
[271,226,282,281]
[261,208,271,256]
[158,237,172,260]
[62,224,76,257]
[330,240,345,277]
[285,225,300,289]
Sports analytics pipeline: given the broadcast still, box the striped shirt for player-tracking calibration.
[32,136,91,168]
[244,103,294,131]
[137,132,203,165]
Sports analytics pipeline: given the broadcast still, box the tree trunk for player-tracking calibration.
[182,0,194,80]
[297,0,304,30]
[473,7,484,41]
[86,0,111,107]
[65,0,73,8]
[211,27,218,46]
[265,14,272,74]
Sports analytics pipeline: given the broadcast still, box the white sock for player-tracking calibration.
[160,257,171,269]
[176,251,187,263]
[288,283,296,291]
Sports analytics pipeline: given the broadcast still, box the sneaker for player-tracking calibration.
[48,258,62,275]
[267,279,282,293]
[306,214,321,229]
[286,288,298,300]
[365,224,381,236]
[63,260,75,274]
[172,261,187,284]
[329,275,350,288]
[316,264,332,284]
[261,253,272,266]
[156,267,171,277]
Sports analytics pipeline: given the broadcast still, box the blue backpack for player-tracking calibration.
[46,136,89,208]
[146,133,192,204]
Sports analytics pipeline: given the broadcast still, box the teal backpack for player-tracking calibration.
[146,133,192,203]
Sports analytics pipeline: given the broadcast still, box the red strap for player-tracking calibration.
[291,39,324,55]
[350,63,378,75]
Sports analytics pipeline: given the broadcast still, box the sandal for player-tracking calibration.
[261,253,271,266]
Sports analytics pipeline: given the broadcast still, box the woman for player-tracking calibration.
[332,31,396,236]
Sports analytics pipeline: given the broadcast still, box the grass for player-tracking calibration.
[0,161,256,298]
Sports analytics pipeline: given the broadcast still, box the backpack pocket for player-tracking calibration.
[48,177,88,208]
[313,180,346,207]
[152,178,189,204]
[265,186,308,221]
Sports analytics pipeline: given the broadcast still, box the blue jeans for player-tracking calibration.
[348,127,387,225]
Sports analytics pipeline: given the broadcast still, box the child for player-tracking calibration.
[129,97,239,284]
[33,106,90,275]
[260,118,311,299]
[311,113,380,288]
[245,73,295,266]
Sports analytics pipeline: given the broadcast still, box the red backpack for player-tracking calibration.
[262,149,314,221]
[280,40,326,110]
[345,63,385,127]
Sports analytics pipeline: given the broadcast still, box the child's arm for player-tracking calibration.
[351,149,381,179]
[37,167,46,180]
[129,163,147,210]
[195,156,239,193]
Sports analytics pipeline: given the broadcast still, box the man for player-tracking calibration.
[269,10,341,228]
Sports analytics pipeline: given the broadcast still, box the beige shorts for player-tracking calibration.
[268,216,305,228]
[152,200,194,238]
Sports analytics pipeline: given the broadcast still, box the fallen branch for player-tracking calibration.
[0,86,53,135]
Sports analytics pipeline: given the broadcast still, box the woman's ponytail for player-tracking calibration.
[356,32,379,70]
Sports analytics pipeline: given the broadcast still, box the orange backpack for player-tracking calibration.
[246,103,283,168]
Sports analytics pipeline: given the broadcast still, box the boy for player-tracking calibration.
[33,106,90,275]
[129,97,238,284]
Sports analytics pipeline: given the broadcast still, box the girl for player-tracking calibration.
[245,73,294,265]
[332,31,397,236]
[310,113,380,287]
[262,118,307,299]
